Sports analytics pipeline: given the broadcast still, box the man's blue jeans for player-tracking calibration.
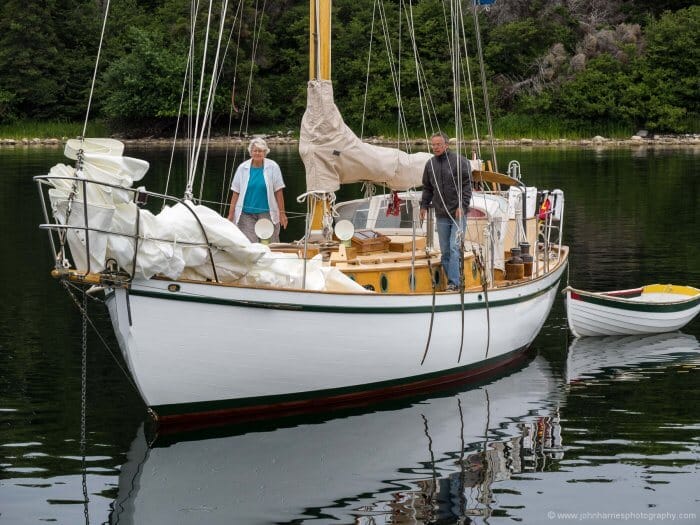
[436,215,466,288]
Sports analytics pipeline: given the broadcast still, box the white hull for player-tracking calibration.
[565,285,700,337]
[105,258,567,422]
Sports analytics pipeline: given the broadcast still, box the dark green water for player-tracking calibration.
[0,145,698,524]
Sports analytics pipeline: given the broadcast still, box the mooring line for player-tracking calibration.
[421,250,438,366]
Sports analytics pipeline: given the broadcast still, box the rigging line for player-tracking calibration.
[186,0,215,197]
[398,0,430,145]
[241,0,265,133]
[457,230,466,362]
[190,0,232,197]
[396,0,441,139]
[413,0,452,138]
[472,0,497,172]
[477,246,492,358]
[190,0,229,197]
[197,117,214,202]
[313,0,320,79]
[376,1,411,145]
[185,2,194,185]
[199,0,244,204]
[458,10,481,158]
[380,1,412,147]
[440,0,453,79]
[451,1,463,197]
[420,246,438,366]
[360,0,378,139]
[449,1,469,362]
[82,0,111,138]
[185,0,199,186]
[221,0,246,214]
[163,51,193,209]
[402,0,431,145]
[243,0,268,135]
[397,0,402,150]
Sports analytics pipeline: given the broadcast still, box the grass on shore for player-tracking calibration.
[0,116,642,142]
[493,114,635,140]
[365,114,636,141]
[0,120,109,139]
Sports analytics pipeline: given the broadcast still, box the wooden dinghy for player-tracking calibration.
[564,284,700,337]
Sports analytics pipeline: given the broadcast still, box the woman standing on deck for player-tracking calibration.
[227,138,288,243]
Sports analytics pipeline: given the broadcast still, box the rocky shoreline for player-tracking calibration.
[1,133,699,148]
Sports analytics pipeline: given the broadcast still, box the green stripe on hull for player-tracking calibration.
[152,346,528,418]
[575,293,700,313]
[129,278,561,314]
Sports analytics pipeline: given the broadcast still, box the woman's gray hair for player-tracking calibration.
[248,137,270,156]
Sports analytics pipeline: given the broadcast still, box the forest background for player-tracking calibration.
[0,0,697,140]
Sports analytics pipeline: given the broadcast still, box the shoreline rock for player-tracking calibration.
[1,134,699,148]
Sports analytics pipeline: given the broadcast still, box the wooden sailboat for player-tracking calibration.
[34,0,569,425]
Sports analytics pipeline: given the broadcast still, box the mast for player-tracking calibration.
[310,0,331,80]
[306,0,333,242]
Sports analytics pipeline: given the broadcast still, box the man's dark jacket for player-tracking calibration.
[420,150,473,218]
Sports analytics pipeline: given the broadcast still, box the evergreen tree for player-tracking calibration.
[0,0,65,121]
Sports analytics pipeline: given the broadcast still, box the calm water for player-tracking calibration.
[1,144,699,524]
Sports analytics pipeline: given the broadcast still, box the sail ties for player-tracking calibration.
[297,191,337,243]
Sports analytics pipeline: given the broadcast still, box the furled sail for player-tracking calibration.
[299,80,431,193]
[46,139,366,292]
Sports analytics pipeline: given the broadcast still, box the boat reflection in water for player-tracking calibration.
[110,332,698,524]
[110,355,562,525]
[565,331,700,384]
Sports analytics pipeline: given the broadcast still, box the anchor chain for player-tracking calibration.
[59,280,141,400]
[80,288,90,525]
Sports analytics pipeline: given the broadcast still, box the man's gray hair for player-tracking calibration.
[431,131,450,145]
[248,137,270,156]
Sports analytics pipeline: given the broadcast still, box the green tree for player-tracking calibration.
[623,0,697,21]
[635,5,700,131]
[556,54,631,122]
[255,1,308,127]
[0,0,102,122]
[99,26,187,132]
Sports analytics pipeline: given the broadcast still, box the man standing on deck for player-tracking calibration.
[419,132,473,291]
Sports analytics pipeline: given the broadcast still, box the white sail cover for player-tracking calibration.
[47,139,367,293]
[299,80,431,192]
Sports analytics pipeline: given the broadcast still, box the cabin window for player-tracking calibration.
[380,273,389,293]
[336,200,370,229]
[375,200,414,229]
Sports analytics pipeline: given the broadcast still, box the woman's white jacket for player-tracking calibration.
[230,158,286,224]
